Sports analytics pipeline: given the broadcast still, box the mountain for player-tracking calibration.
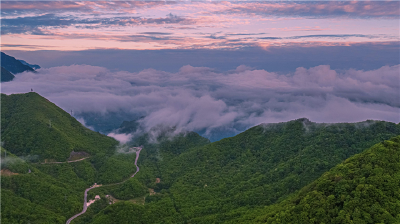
[0,144,136,224]
[1,92,118,161]
[1,127,209,224]
[2,92,399,224]
[234,135,400,223]
[1,52,35,74]
[0,92,211,224]
[1,66,15,82]
[18,59,41,70]
[75,118,400,224]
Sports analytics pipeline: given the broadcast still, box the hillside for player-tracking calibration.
[1,132,210,224]
[1,66,15,82]
[1,52,35,74]
[1,145,143,223]
[2,92,399,224]
[235,135,400,223]
[1,92,118,160]
[0,93,210,223]
[76,118,400,224]
[1,147,85,223]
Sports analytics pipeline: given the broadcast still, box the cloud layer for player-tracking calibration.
[2,64,399,140]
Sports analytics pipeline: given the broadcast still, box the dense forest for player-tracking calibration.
[78,119,400,224]
[232,135,400,223]
[1,92,118,160]
[1,92,399,224]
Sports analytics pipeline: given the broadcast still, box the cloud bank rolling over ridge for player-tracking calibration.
[2,64,399,141]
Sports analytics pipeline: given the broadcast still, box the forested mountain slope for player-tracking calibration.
[1,133,209,224]
[83,118,400,223]
[1,144,149,223]
[0,92,133,223]
[235,135,400,224]
[1,147,83,223]
[0,93,210,223]
[2,92,399,224]
[1,92,118,160]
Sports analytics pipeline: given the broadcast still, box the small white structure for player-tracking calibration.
[87,195,101,207]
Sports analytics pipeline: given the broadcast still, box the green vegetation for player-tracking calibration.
[0,148,146,224]
[1,147,31,174]
[71,130,211,224]
[1,93,211,224]
[1,93,143,223]
[1,156,83,223]
[1,189,65,224]
[91,152,138,184]
[1,92,118,160]
[2,92,400,224]
[233,135,400,223]
[83,119,400,224]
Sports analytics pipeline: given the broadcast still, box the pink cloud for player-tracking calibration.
[221,2,400,18]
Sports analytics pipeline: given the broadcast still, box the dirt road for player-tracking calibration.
[41,157,89,164]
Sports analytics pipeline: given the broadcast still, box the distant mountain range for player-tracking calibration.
[18,59,41,70]
[1,52,40,82]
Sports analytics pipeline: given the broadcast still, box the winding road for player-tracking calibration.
[131,147,142,178]
[65,185,99,224]
[66,147,142,224]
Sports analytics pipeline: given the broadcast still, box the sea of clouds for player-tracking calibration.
[2,64,399,141]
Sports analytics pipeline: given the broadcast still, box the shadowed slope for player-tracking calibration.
[1,67,15,82]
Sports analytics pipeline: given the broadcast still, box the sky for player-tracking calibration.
[2,1,399,51]
[1,1,399,141]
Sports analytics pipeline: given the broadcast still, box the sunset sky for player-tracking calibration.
[2,1,399,51]
[2,1,399,140]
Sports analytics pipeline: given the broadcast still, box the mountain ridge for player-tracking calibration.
[79,117,400,223]
[18,59,41,70]
[1,92,118,161]
[1,52,35,74]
